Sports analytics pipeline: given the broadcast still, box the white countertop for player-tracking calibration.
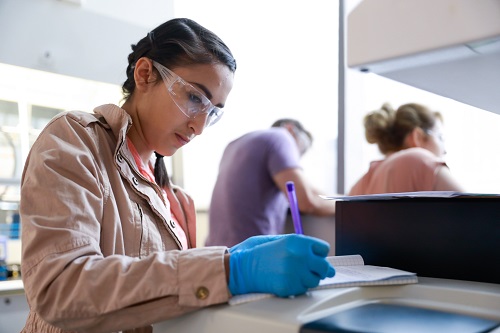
[0,279,24,295]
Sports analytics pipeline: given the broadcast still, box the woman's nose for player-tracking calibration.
[189,114,209,135]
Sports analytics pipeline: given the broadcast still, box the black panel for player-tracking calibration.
[335,198,500,284]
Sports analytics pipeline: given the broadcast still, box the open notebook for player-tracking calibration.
[229,254,417,306]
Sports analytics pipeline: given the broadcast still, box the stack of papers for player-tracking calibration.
[320,191,500,201]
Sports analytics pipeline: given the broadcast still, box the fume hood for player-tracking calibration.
[347,0,500,115]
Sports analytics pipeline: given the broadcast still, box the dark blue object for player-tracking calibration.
[300,303,500,333]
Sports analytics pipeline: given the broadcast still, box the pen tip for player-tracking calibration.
[286,181,294,191]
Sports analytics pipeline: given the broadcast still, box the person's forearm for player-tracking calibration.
[298,191,336,216]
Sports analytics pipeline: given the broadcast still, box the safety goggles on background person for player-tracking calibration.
[292,126,312,155]
[152,60,223,128]
[424,128,445,143]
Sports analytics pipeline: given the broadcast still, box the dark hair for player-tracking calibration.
[122,18,236,99]
[271,118,313,144]
[122,18,236,188]
[364,103,443,154]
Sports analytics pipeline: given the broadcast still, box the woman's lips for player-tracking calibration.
[175,133,190,147]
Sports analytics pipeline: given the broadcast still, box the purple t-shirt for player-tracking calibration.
[205,128,301,247]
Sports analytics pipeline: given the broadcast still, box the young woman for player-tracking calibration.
[349,102,465,195]
[20,18,334,332]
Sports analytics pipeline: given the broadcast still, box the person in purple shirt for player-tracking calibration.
[206,119,336,247]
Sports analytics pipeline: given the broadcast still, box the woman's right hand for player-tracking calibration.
[228,234,335,297]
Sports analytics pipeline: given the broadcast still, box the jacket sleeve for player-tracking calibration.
[20,114,230,332]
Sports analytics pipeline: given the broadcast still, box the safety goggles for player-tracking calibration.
[424,129,445,142]
[152,60,223,127]
[291,126,312,155]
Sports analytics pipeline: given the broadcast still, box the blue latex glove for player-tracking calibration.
[229,234,335,297]
[229,234,288,253]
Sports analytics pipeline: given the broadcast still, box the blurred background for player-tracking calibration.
[1,0,499,249]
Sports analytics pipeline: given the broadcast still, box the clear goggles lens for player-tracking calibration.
[153,60,224,127]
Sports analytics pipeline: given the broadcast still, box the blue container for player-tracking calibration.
[0,221,20,239]
[0,260,7,281]
[11,213,20,239]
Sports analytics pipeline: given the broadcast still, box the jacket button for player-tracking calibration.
[195,287,209,300]
[117,154,124,163]
[169,220,176,228]
[132,177,139,185]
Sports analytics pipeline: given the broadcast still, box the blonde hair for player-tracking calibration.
[364,103,443,154]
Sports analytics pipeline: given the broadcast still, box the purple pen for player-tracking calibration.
[286,181,303,234]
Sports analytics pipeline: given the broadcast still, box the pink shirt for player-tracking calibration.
[127,137,189,250]
[349,148,448,195]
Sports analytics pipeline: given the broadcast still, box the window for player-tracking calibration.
[0,63,122,239]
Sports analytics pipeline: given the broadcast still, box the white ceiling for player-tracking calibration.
[81,0,174,28]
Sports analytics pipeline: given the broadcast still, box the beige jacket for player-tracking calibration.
[20,104,230,333]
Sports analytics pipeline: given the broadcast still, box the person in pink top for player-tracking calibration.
[349,103,465,195]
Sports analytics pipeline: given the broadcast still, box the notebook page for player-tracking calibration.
[318,265,417,287]
[327,254,364,266]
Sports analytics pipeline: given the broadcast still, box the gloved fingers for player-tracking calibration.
[301,272,323,289]
[276,279,309,297]
[309,238,331,257]
[228,234,334,298]
[327,264,336,278]
[279,234,329,254]
[307,256,335,279]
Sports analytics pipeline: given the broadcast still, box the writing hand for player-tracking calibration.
[229,234,335,297]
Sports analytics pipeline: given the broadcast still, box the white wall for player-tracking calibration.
[83,0,174,28]
[0,0,171,85]
[0,292,29,333]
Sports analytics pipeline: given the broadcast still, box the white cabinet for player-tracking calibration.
[0,281,28,332]
[0,293,29,332]
[348,0,500,114]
